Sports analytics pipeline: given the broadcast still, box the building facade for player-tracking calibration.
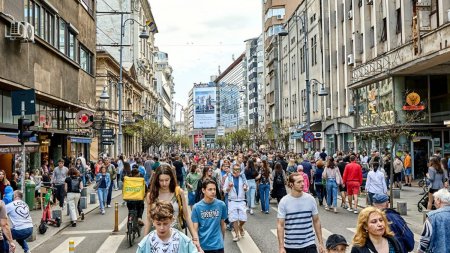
[0,0,97,175]
[154,50,174,129]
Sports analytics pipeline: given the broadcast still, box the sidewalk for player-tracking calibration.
[355,180,426,234]
[27,184,123,251]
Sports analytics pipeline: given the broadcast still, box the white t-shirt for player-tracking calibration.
[149,228,181,253]
[6,200,33,230]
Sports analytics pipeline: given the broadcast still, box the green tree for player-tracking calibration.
[123,119,170,151]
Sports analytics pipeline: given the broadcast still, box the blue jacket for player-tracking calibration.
[136,229,198,253]
[95,173,111,189]
[427,205,450,253]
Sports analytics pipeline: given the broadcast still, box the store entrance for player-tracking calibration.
[412,138,432,179]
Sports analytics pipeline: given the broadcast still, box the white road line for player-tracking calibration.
[347,227,356,233]
[50,237,85,253]
[231,230,261,253]
[96,235,126,253]
[271,206,278,212]
[118,217,128,231]
[271,229,277,237]
[321,228,333,239]
[62,230,112,235]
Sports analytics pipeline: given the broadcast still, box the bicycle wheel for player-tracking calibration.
[127,219,134,247]
[418,180,424,188]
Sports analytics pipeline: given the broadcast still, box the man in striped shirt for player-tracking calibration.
[277,172,325,253]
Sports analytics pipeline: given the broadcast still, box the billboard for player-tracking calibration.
[194,87,217,129]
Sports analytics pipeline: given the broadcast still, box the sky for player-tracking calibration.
[150,0,262,110]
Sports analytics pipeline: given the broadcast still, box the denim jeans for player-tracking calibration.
[326,179,338,207]
[11,227,33,252]
[259,183,270,212]
[98,187,108,211]
[246,179,257,208]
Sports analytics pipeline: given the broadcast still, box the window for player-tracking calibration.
[370,26,374,48]
[292,94,297,118]
[300,46,305,73]
[79,46,93,74]
[313,84,318,112]
[311,35,317,66]
[360,33,364,54]
[283,63,288,83]
[34,3,41,36]
[380,18,387,42]
[59,19,65,53]
[291,55,296,80]
[68,32,77,61]
[396,9,402,34]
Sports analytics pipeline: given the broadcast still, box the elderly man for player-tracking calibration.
[372,194,414,253]
[418,188,450,253]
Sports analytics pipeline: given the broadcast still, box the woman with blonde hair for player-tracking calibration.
[351,206,402,253]
[0,170,11,199]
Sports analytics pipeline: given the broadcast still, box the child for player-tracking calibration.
[136,201,198,253]
[326,234,349,253]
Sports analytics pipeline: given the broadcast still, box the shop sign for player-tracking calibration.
[402,92,425,111]
[0,145,39,154]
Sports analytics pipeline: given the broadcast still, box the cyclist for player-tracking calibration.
[125,168,145,226]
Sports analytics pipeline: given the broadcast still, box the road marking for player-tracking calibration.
[62,230,112,235]
[271,206,278,212]
[96,235,126,253]
[271,229,277,237]
[230,230,261,253]
[347,227,356,233]
[118,217,128,231]
[321,228,333,238]
[50,237,85,253]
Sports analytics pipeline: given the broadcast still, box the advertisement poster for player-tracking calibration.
[194,87,216,128]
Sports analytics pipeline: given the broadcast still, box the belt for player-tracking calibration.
[228,200,245,202]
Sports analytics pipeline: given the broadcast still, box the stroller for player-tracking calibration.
[417,177,436,212]
[39,186,61,234]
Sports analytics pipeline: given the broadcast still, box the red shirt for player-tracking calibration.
[343,161,363,185]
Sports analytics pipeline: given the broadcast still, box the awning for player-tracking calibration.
[69,137,92,144]
[0,135,39,154]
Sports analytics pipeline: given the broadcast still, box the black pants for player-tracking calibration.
[203,249,224,253]
[54,184,65,208]
[127,201,144,219]
[106,180,114,205]
[285,245,317,253]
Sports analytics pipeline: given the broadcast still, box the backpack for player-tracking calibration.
[385,209,414,253]
[274,172,284,186]
[70,177,81,192]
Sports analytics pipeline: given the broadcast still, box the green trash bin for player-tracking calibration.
[25,180,36,210]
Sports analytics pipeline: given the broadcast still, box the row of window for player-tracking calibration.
[24,0,94,74]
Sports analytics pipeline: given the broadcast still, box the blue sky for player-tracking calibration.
[151,0,262,110]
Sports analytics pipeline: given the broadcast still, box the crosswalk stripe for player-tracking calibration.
[50,237,85,253]
[271,206,278,212]
[96,235,126,253]
[231,230,261,253]
[62,230,112,235]
[271,229,277,237]
[347,227,356,233]
[118,217,128,231]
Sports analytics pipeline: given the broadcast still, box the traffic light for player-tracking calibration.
[18,118,35,144]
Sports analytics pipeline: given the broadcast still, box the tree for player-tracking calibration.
[123,119,170,152]
[251,126,267,150]
[215,136,227,149]
[233,129,250,149]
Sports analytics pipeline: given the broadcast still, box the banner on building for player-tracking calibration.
[194,87,217,129]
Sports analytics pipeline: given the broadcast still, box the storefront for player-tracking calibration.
[0,135,39,180]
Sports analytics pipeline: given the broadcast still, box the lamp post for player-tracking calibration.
[99,86,110,155]
[118,15,150,156]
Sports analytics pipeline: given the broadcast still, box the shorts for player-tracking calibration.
[429,188,439,194]
[346,181,360,195]
[188,191,196,206]
[228,200,247,222]
[203,249,224,253]
[285,244,317,253]
[405,168,412,176]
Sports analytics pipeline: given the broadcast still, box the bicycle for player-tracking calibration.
[126,202,141,247]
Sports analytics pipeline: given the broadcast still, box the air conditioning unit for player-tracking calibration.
[276,15,283,20]
[366,0,373,5]
[23,22,35,42]
[347,54,354,66]
[326,107,331,118]
[313,132,323,139]
[348,10,353,20]
[8,21,26,40]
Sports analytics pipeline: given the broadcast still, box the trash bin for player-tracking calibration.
[25,180,36,210]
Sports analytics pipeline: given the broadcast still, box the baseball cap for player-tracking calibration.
[326,234,349,249]
[372,193,389,204]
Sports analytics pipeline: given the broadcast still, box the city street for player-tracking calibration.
[30,188,425,253]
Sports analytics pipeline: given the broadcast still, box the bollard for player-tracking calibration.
[80,196,87,209]
[113,202,119,232]
[81,188,87,197]
[90,192,97,204]
[397,201,407,215]
[392,188,401,199]
[69,240,75,253]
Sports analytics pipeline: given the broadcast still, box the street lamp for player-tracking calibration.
[118,16,150,156]
[99,86,110,155]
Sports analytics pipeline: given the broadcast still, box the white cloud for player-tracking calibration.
[151,0,262,107]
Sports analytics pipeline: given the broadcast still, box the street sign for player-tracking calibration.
[101,140,115,145]
[101,129,114,138]
[303,131,315,143]
[12,89,36,115]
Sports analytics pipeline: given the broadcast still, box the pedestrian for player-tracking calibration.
[351,206,402,253]
[0,198,16,252]
[322,157,342,213]
[336,156,348,209]
[191,178,227,253]
[271,162,287,203]
[325,234,349,253]
[314,160,326,206]
[403,151,412,187]
[372,194,414,253]
[427,156,448,210]
[185,164,201,210]
[136,200,198,253]
[104,158,117,208]
[144,164,200,251]
[95,165,111,215]
[223,164,248,242]
[194,165,221,203]
[365,160,387,206]
[276,172,325,253]
[258,159,271,214]
[418,188,450,253]
[5,190,32,253]
[343,155,362,214]
[64,168,83,226]
[0,170,10,199]
[296,165,310,193]
[393,156,403,189]
[244,159,258,215]
[286,159,297,176]
[51,159,69,209]
[173,156,185,188]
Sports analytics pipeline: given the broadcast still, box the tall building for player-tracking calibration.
[0,0,97,171]
[154,50,174,129]
[245,38,260,130]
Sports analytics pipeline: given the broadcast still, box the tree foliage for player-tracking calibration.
[123,119,170,151]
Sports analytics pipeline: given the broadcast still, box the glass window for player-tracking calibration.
[69,32,76,61]
[34,3,40,36]
[2,92,13,124]
[59,19,65,54]
[430,75,450,119]
[42,10,47,41]
[24,0,32,23]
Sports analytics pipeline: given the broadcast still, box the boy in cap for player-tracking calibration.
[326,234,349,253]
